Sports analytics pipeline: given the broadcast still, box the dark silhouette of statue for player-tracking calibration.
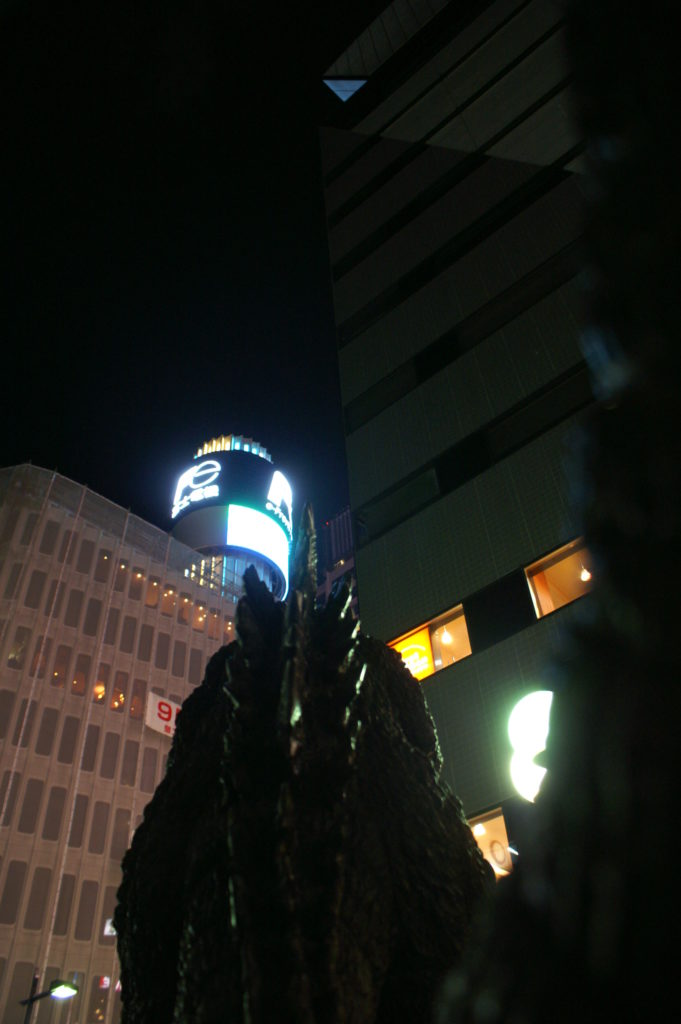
[115,508,493,1024]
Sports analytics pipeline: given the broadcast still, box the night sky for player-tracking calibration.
[1,1,382,534]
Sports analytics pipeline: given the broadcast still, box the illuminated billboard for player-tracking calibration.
[226,504,289,595]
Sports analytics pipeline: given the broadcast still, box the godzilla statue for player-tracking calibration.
[115,506,493,1024]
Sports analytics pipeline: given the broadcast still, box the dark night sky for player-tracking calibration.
[1,1,381,534]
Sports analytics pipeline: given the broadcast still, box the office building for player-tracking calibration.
[0,439,292,1023]
[320,0,595,834]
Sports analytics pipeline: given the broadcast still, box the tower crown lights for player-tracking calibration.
[195,435,272,463]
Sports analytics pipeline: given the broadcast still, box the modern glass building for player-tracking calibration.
[319,0,595,840]
[0,444,292,1023]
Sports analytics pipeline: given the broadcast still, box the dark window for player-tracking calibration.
[51,643,72,688]
[39,519,60,555]
[103,607,120,645]
[42,786,67,841]
[129,568,144,600]
[110,807,131,860]
[93,662,110,704]
[53,874,76,935]
[120,740,139,786]
[18,778,44,834]
[71,652,90,697]
[0,770,21,826]
[57,715,80,763]
[100,732,120,779]
[0,690,15,739]
[3,562,22,598]
[23,866,52,930]
[11,698,38,747]
[94,548,112,583]
[44,579,66,617]
[140,748,158,793]
[0,860,28,924]
[29,635,52,678]
[99,885,118,946]
[83,597,103,636]
[64,588,84,628]
[7,625,31,668]
[57,528,76,564]
[110,670,128,713]
[130,678,146,720]
[76,538,95,574]
[0,506,19,542]
[171,640,187,677]
[189,648,203,686]
[24,569,47,608]
[155,632,170,670]
[137,623,153,661]
[120,614,137,653]
[81,724,101,771]
[35,706,58,755]
[68,794,88,848]
[89,801,110,854]
[20,512,39,544]
[74,880,99,940]
[5,962,35,1024]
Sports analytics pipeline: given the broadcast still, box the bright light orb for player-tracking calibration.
[508,690,554,802]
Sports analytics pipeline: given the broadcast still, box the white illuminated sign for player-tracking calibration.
[508,690,554,802]
[226,503,290,597]
[266,469,293,537]
[171,460,221,519]
[145,692,182,737]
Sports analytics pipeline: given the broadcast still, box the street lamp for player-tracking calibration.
[20,973,79,1024]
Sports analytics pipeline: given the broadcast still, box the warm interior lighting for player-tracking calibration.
[441,627,452,645]
[472,823,486,837]
[93,684,106,701]
[469,808,513,879]
[526,539,593,618]
[580,565,592,582]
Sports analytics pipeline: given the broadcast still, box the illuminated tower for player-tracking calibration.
[169,434,293,601]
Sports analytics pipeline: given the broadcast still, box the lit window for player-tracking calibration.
[145,577,161,608]
[161,586,176,616]
[129,679,146,720]
[525,538,593,618]
[128,568,144,601]
[468,808,514,879]
[389,603,471,681]
[110,671,128,713]
[192,603,206,632]
[207,609,221,640]
[92,664,110,703]
[51,644,72,689]
[177,594,192,626]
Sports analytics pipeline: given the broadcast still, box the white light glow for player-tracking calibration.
[266,470,293,537]
[227,504,290,597]
[508,690,554,802]
[172,459,221,518]
[50,982,79,1000]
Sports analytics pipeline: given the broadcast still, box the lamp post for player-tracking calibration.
[20,973,79,1024]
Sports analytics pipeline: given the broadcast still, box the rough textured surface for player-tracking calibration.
[437,4,681,1023]
[115,508,493,1024]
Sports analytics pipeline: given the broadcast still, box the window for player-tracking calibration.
[64,588,84,628]
[11,699,38,747]
[42,786,67,840]
[188,648,203,686]
[57,716,80,763]
[171,640,187,677]
[0,860,28,924]
[44,578,66,617]
[39,519,60,555]
[76,538,95,574]
[0,690,15,740]
[161,585,177,616]
[207,609,221,640]
[100,732,120,778]
[24,569,47,608]
[0,770,21,826]
[3,562,22,598]
[120,614,137,653]
[120,740,139,786]
[389,603,472,681]
[224,617,234,642]
[103,607,120,645]
[0,506,19,542]
[99,885,118,946]
[53,874,76,935]
[114,560,128,592]
[68,794,89,847]
[35,707,58,755]
[129,567,145,600]
[83,596,103,636]
[18,779,44,833]
[20,511,39,544]
[7,625,31,668]
[137,623,153,661]
[110,671,128,712]
[81,724,101,771]
[29,636,52,678]
[178,593,192,625]
[192,602,206,631]
[93,662,110,704]
[71,653,91,697]
[94,548,112,583]
[145,576,161,607]
[130,678,146,719]
[57,529,76,564]
[24,867,52,930]
[469,808,513,879]
[86,972,110,1021]
[74,880,99,940]
[155,632,170,670]
[525,538,594,618]
[110,807,131,860]
[89,802,110,854]
[51,644,73,688]
[140,748,158,793]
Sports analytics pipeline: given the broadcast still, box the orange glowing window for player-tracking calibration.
[525,538,593,619]
[389,603,472,681]
[389,626,435,681]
